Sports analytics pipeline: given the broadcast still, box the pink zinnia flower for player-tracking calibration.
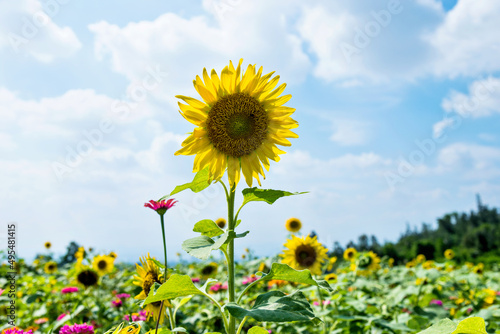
[57,313,70,321]
[144,198,178,215]
[34,317,49,324]
[0,288,4,296]
[111,299,122,307]
[430,299,443,306]
[192,277,200,283]
[313,301,320,306]
[242,276,259,285]
[61,287,79,294]
[59,323,94,334]
[116,293,130,299]
[4,328,33,334]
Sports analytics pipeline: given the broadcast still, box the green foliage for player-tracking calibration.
[241,187,307,206]
[417,317,487,334]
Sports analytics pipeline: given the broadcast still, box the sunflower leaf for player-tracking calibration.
[241,188,307,206]
[416,318,457,333]
[451,317,487,334]
[224,290,321,323]
[162,167,212,198]
[248,327,270,334]
[193,219,224,237]
[143,274,203,305]
[182,234,229,260]
[258,263,333,293]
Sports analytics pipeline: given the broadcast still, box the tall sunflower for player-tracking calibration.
[285,217,302,233]
[175,59,298,187]
[281,235,328,275]
[92,255,114,276]
[133,254,169,323]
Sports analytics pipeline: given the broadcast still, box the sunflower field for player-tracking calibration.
[2,61,499,334]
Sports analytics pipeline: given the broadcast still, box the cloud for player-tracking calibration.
[330,119,371,146]
[0,0,81,62]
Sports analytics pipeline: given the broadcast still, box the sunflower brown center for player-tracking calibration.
[77,270,98,287]
[142,273,159,296]
[295,245,317,267]
[206,92,268,158]
[201,265,215,276]
[289,220,300,229]
[98,260,107,270]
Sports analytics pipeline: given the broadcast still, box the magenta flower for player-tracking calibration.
[61,287,79,294]
[111,299,122,307]
[59,323,94,334]
[57,313,69,321]
[116,293,130,299]
[242,275,259,285]
[144,198,178,215]
[430,299,443,306]
[191,277,200,283]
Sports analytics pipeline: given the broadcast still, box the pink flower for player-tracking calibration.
[61,287,79,294]
[57,313,70,321]
[123,310,149,322]
[34,317,48,324]
[59,323,94,334]
[111,299,122,307]
[144,199,178,215]
[0,288,4,296]
[4,329,33,334]
[209,282,228,292]
[242,276,259,285]
[497,291,500,296]
[323,300,331,305]
[313,301,320,306]
[192,277,200,283]
[430,299,443,306]
[116,293,130,299]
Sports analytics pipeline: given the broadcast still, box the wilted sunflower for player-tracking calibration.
[92,255,114,276]
[133,254,169,322]
[285,217,302,233]
[281,235,328,275]
[201,262,218,279]
[444,249,455,260]
[44,242,51,249]
[44,261,57,274]
[343,247,357,261]
[76,268,99,287]
[215,218,226,229]
[175,59,298,187]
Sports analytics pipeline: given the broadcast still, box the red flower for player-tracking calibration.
[144,199,178,215]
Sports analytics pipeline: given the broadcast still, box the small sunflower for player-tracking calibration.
[75,247,85,261]
[326,256,337,271]
[355,251,381,273]
[285,217,302,233]
[175,59,298,187]
[44,261,57,274]
[92,255,115,276]
[444,249,455,260]
[343,247,357,261]
[324,273,337,282]
[215,218,226,229]
[76,268,99,287]
[201,262,219,279]
[281,234,328,275]
[44,242,52,249]
[133,254,169,323]
[109,252,118,259]
[473,263,484,275]
[416,254,426,263]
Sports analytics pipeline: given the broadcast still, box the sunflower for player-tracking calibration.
[285,218,302,233]
[444,249,455,260]
[326,256,337,271]
[215,218,226,229]
[92,255,114,276]
[76,268,99,287]
[343,247,357,261]
[175,59,298,187]
[44,242,51,249]
[75,247,85,261]
[133,254,169,323]
[281,235,328,275]
[473,263,484,275]
[355,251,381,273]
[416,254,426,263]
[44,261,57,274]
[200,262,218,279]
[107,323,141,334]
[324,273,337,282]
[109,252,118,259]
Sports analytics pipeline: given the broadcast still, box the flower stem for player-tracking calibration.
[227,186,236,334]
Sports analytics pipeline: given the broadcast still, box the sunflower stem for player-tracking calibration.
[227,185,237,334]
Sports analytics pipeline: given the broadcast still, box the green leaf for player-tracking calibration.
[193,219,224,237]
[259,263,333,293]
[225,290,320,323]
[143,274,203,305]
[417,319,457,334]
[248,327,270,334]
[451,317,487,334]
[242,188,307,206]
[150,258,165,269]
[162,167,212,198]
[181,233,229,260]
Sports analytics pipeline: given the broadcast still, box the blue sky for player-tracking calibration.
[1,0,500,263]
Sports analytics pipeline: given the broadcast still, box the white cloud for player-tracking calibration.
[0,0,81,62]
[330,119,371,146]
